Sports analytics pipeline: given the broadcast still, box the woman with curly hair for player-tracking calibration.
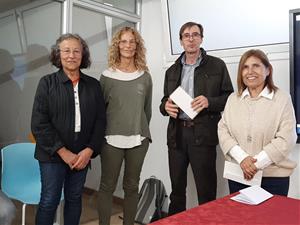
[97,27,152,225]
[31,33,106,225]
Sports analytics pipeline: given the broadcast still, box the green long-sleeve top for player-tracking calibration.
[100,68,152,148]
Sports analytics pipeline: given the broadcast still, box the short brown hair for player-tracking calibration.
[237,49,278,96]
[179,22,203,40]
[50,33,91,69]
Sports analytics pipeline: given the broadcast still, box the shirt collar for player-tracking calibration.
[181,53,202,66]
[241,86,274,100]
[58,69,86,84]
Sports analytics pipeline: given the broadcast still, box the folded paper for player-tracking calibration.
[231,185,273,205]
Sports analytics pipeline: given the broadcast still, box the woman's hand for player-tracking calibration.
[72,147,93,170]
[240,156,258,180]
[57,147,79,169]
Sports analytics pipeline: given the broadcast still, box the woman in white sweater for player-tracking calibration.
[218,49,297,196]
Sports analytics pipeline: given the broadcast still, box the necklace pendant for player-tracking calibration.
[247,135,252,143]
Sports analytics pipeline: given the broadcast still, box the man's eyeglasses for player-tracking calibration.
[60,49,82,56]
[182,32,201,40]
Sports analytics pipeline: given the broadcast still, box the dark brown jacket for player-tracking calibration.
[159,48,233,148]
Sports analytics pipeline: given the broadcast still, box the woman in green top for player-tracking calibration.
[97,27,152,225]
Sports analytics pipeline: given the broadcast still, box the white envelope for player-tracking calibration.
[223,161,263,186]
[170,86,198,119]
[231,185,273,205]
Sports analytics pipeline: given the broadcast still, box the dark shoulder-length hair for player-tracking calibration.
[50,33,91,69]
[237,49,278,96]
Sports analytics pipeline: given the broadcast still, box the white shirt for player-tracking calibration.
[74,82,81,132]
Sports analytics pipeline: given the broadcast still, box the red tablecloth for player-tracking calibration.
[150,194,300,225]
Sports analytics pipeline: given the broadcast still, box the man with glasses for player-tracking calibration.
[160,22,233,215]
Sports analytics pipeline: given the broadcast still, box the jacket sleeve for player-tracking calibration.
[207,61,233,113]
[87,81,106,157]
[31,77,64,155]
[159,70,170,116]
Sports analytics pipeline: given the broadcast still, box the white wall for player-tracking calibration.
[167,0,300,53]
[137,0,300,210]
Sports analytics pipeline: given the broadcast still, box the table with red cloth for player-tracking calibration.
[150,194,300,225]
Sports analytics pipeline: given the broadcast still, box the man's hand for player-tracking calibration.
[191,95,208,112]
[57,147,79,169]
[240,156,258,180]
[165,98,179,118]
[72,147,93,170]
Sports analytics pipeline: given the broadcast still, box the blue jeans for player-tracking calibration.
[36,162,88,225]
[228,177,290,196]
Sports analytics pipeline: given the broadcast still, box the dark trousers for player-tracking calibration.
[98,139,149,225]
[168,126,217,216]
[228,177,290,196]
[36,162,88,225]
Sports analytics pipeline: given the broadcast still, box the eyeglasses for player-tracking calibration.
[182,32,201,40]
[60,49,82,56]
[119,40,136,46]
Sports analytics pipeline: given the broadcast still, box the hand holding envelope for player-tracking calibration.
[170,87,206,119]
[192,95,208,112]
[223,161,263,186]
[165,98,179,118]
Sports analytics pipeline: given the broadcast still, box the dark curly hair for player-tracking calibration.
[50,33,91,69]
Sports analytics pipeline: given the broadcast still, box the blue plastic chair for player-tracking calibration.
[1,143,63,225]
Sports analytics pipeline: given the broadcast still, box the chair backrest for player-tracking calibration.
[1,143,40,204]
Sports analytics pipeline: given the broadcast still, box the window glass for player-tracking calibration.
[0,1,60,147]
[0,13,21,54]
[72,5,135,79]
[90,0,136,13]
[23,2,62,49]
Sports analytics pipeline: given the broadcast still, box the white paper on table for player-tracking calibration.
[231,185,273,205]
[223,161,263,186]
[170,86,198,119]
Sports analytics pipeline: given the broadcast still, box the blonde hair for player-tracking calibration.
[108,27,148,72]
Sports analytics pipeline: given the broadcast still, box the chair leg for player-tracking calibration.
[22,203,27,225]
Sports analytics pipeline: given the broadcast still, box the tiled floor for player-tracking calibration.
[11,190,124,225]
[82,212,126,225]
